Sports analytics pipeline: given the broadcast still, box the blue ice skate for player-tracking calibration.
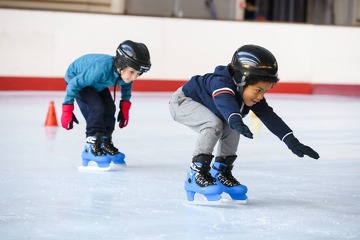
[101,136,126,165]
[81,135,111,169]
[210,156,248,202]
[185,154,222,202]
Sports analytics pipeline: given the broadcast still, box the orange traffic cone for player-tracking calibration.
[44,101,58,126]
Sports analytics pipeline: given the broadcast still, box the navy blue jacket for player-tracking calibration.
[182,65,293,142]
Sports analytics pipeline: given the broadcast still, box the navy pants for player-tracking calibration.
[76,87,116,137]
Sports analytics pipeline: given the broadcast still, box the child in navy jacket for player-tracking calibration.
[169,45,319,203]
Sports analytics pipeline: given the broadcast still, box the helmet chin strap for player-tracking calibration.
[233,73,247,94]
[113,60,122,103]
[113,77,119,103]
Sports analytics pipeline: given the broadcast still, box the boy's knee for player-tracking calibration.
[203,118,223,136]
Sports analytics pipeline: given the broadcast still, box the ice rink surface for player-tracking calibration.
[0,91,359,240]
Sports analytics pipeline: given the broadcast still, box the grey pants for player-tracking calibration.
[169,87,240,157]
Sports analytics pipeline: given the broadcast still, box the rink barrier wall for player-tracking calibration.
[1,9,360,89]
[1,76,359,96]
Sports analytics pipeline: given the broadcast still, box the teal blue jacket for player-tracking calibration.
[63,54,132,104]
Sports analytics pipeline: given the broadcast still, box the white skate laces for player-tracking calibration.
[213,164,240,187]
[102,138,119,155]
[218,172,240,187]
[85,136,105,156]
[191,163,217,187]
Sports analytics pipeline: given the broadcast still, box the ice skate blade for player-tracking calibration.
[222,198,249,205]
[78,161,125,172]
[78,165,111,172]
[185,199,223,206]
[185,198,249,207]
[109,162,126,170]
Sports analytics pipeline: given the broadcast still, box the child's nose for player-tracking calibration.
[258,93,264,100]
[131,75,138,81]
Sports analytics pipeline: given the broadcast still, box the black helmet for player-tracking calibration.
[114,40,151,74]
[230,44,278,86]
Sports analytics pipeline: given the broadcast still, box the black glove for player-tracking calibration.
[228,114,253,139]
[284,135,320,159]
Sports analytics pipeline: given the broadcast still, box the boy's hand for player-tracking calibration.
[229,115,253,139]
[284,135,320,159]
[117,100,131,128]
[291,143,320,159]
[61,104,79,130]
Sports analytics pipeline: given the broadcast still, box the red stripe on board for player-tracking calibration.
[0,76,66,90]
[268,82,312,94]
[0,76,186,92]
[132,79,185,92]
[0,76,359,96]
[312,84,360,97]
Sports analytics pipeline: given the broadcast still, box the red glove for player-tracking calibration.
[61,104,79,130]
[117,100,131,128]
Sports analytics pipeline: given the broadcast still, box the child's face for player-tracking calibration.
[242,81,275,107]
[119,67,142,83]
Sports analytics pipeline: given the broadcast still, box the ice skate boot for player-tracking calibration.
[211,155,248,203]
[81,134,111,170]
[101,136,126,165]
[185,154,222,202]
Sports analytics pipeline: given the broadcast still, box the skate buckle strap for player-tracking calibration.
[212,163,233,172]
[192,154,214,166]
[86,136,96,144]
[190,162,204,172]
